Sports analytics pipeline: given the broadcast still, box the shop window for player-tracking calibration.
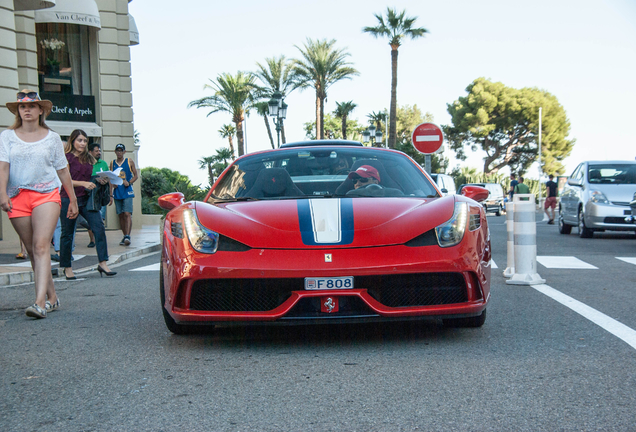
[36,23,92,96]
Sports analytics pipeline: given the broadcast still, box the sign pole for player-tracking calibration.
[425,154,431,174]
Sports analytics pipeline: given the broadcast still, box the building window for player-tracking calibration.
[36,23,92,96]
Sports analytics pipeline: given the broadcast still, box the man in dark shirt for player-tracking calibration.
[509,173,518,200]
[544,174,558,224]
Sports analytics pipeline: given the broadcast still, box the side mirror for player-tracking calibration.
[441,188,448,194]
[567,177,582,186]
[461,185,489,203]
[158,192,185,210]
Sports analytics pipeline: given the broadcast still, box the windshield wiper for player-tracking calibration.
[212,196,260,203]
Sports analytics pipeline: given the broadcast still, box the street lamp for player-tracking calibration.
[268,91,287,147]
[361,123,384,147]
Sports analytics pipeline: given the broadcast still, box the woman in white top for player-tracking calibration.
[0,90,78,319]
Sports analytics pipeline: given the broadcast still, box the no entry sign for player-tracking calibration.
[411,122,444,154]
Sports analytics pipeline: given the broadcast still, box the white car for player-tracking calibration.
[429,173,456,196]
[559,160,636,237]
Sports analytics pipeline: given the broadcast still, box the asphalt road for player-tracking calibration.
[1,213,635,431]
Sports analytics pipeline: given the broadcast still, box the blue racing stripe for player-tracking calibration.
[297,198,354,245]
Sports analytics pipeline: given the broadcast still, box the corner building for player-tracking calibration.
[0,0,141,243]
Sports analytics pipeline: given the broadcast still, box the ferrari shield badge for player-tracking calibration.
[325,254,332,262]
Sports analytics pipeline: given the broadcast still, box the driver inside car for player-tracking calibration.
[348,165,381,189]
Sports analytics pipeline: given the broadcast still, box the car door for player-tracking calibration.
[563,163,584,223]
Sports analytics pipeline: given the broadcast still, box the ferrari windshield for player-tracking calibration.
[209,147,439,201]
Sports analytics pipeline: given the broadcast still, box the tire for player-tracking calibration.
[160,264,194,335]
[443,309,486,328]
[578,207,594,238]
[558,211,572,235]
[495,205,501,217]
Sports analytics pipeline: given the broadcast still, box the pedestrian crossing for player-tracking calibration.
[491,256,636,270]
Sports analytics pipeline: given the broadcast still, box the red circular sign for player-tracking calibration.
[411,122,444,154]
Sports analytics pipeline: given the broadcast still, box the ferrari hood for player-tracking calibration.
[195,197,456,249]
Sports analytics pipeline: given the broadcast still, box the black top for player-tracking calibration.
[546,180,558,197]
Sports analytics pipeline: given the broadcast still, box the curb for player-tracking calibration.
[0,243,161,287]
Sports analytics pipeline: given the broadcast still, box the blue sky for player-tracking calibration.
[129,0,636,186]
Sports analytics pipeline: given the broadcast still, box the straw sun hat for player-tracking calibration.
[6,89,52,116]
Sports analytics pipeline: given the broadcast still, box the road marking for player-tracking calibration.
[533,284,636,350]
[490,259,498,269]
[536,256,598,269]
[616,257,636,266]
[130,263,160,272]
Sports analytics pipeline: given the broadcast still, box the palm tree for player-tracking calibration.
[291,38,359,140]
[254,102,276,149]
[210,147,234,178]
[367,110,387,132]
[218,124,236,159]
[364,8,428,148]
[188,72,255,157]
[253,56,297,145]
[198,156,216,186]
[333,101,357,140]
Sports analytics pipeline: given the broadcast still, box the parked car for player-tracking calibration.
[429,173,456,196]
[458,183,506,216]
[158,140,491,334]
[559,160,636,238]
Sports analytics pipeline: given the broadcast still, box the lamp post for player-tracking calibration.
[361,123,384,147]
[268,91,288,147]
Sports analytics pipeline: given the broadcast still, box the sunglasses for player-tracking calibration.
[353,177,373,185]
[17,92,40,102]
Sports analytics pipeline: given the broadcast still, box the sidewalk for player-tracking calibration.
[0,225,161,286]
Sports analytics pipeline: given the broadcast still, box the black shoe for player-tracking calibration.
[51,253,60,262]
[63,268,76,280]
[97,265,117,277]
[547,219,555,225]
[87,241,95,248]
[124,235,131,246]
[119,237,126,246]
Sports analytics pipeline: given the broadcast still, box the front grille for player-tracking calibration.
[361,273,467,307]
[190,278,299,311]
[603,217,632,224]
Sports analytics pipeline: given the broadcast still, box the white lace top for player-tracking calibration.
[0,129,68,198]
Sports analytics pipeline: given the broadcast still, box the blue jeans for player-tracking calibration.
[60,196,109,268]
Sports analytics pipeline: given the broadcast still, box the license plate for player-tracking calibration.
[305,276,354,290]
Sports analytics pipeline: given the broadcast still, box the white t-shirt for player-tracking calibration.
[0,129,68,198]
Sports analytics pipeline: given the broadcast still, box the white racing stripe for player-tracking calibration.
[309,198,341,243]
[533,284,636,350]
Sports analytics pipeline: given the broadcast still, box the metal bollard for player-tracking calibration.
[503,201,515,278]
[506,194,545,285]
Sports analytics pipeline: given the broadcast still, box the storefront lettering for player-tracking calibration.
[53,13,100,26]
[50,106,93,117]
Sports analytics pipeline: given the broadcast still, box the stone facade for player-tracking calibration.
[0,0,139,243]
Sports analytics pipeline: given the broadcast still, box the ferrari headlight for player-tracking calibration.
[589,190,609,204]
[183,209,219,254]
[435,202,468,247]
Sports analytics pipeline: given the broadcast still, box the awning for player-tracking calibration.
[47,121,102,137]
[129,14,139,46]
[34,0,101,29]
[13,0,55,11]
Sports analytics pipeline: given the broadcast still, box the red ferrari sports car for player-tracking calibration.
[158,140,491,334]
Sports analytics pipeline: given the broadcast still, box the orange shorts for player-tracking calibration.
[8,189,61,219]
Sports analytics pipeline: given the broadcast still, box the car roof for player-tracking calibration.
[280,139,364,148]
[585,160,636,165]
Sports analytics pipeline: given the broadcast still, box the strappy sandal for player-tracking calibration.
[16,252,27,259]
[25,304,46,319]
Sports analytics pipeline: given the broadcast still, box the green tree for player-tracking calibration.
[188,72,255,157]
[254,101,276,148]
[333,101,357,140]
[291,38,359,140]
[218,124,236,159]
[140,167,205,214]
[444,77,575,175]
[363,8,428,149]
[210,147,234,178]
[198,156,215,187]
[253,55,297,145]
[303,114,364,141]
